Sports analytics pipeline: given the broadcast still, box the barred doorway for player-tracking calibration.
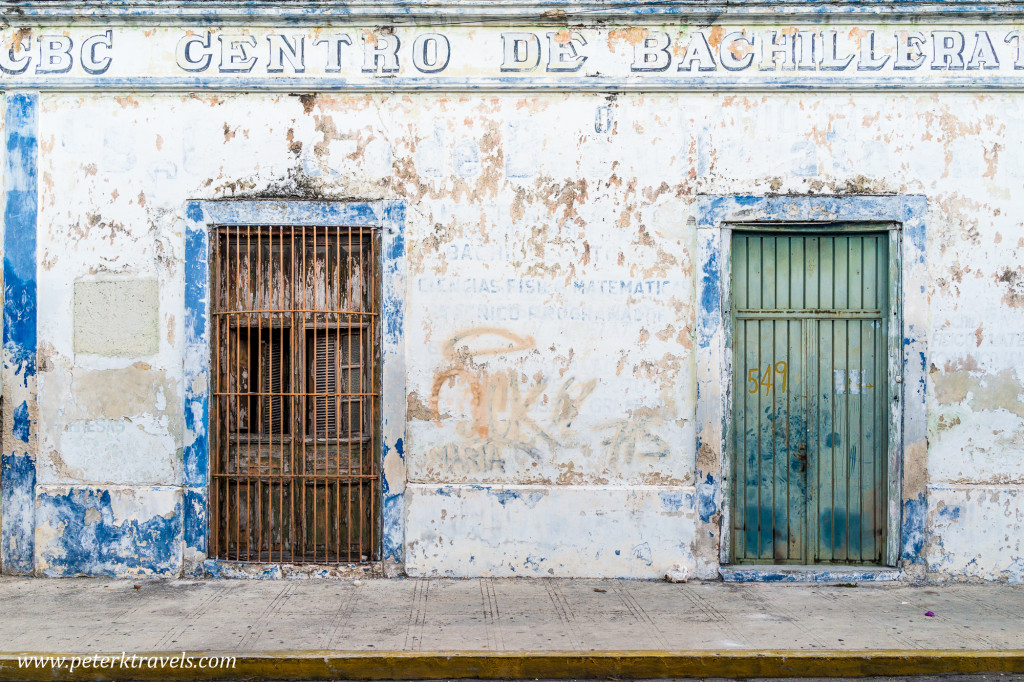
[209,224,380,564]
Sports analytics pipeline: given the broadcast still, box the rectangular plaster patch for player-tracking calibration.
[73,279,159,357]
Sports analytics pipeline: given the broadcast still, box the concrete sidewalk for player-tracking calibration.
[0,577,1021,679]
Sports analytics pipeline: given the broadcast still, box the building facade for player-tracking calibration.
[0,0,1021,581]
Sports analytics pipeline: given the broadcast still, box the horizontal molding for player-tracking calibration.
[929,483,1024,490]
[196,200,386,227]
[6,1,1024,25]
[35,483,184,491]
[407,483,697,491]
[5,75,1024,93]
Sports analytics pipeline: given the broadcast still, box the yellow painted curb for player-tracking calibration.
[1,649,1023,680]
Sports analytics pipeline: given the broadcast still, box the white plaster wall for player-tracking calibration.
[927,486,1024,582]
[405,484,696,577]
[37,96,186,490]
[30,90,1024,579]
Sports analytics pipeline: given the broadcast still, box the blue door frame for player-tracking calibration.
[182,200,407,576]
[694,195,929,579]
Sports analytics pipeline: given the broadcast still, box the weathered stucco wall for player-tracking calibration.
[5,31,1024,579]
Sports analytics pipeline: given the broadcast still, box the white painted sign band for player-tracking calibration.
[2,26,1024,91]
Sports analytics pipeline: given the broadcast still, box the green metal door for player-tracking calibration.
[731,231,889,565]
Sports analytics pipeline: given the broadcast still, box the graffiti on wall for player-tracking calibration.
[426,328,597,469]
[422,327,674,477]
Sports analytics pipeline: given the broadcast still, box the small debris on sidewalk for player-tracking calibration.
[665,563,689,583]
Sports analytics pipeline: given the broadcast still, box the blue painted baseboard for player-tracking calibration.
[720,565,904,583]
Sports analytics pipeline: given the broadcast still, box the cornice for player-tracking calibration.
[4,1,1024,26]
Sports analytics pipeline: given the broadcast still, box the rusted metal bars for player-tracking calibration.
[210,224,379,564]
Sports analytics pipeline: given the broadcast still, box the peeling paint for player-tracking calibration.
[3,92,39,574]
[35,486,182,577]
[405,484,696,578]
[1,16,1022,581]
[902,493,928,564]
[926,486,1024,582]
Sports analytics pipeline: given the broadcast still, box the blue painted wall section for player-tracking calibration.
[11,401,29,443]
[35,488,182,577]
[901,493,928,563]
[2,92,39,575]
[183,201,209,489]
[380,437,404,563]
[182,487,208,563]
[379,200,406,563]
[182,201,210,568]
[696,474,720,524]
[695,194,929,575]
[3,95,37,383]
[185,200,406,572]
[692,222,727,577]
[697,234,720,349]
[721,567,902,583]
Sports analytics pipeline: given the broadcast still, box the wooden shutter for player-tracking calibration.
[260,335,286,435]
[311,332,338,438]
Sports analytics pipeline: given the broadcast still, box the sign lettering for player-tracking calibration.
[1,26,1022,83]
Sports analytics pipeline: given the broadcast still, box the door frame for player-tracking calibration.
[728,224,898,566]
[182,200,408,577]
[693,195,929,576]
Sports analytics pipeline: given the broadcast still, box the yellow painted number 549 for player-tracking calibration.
[747,361,788,396]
